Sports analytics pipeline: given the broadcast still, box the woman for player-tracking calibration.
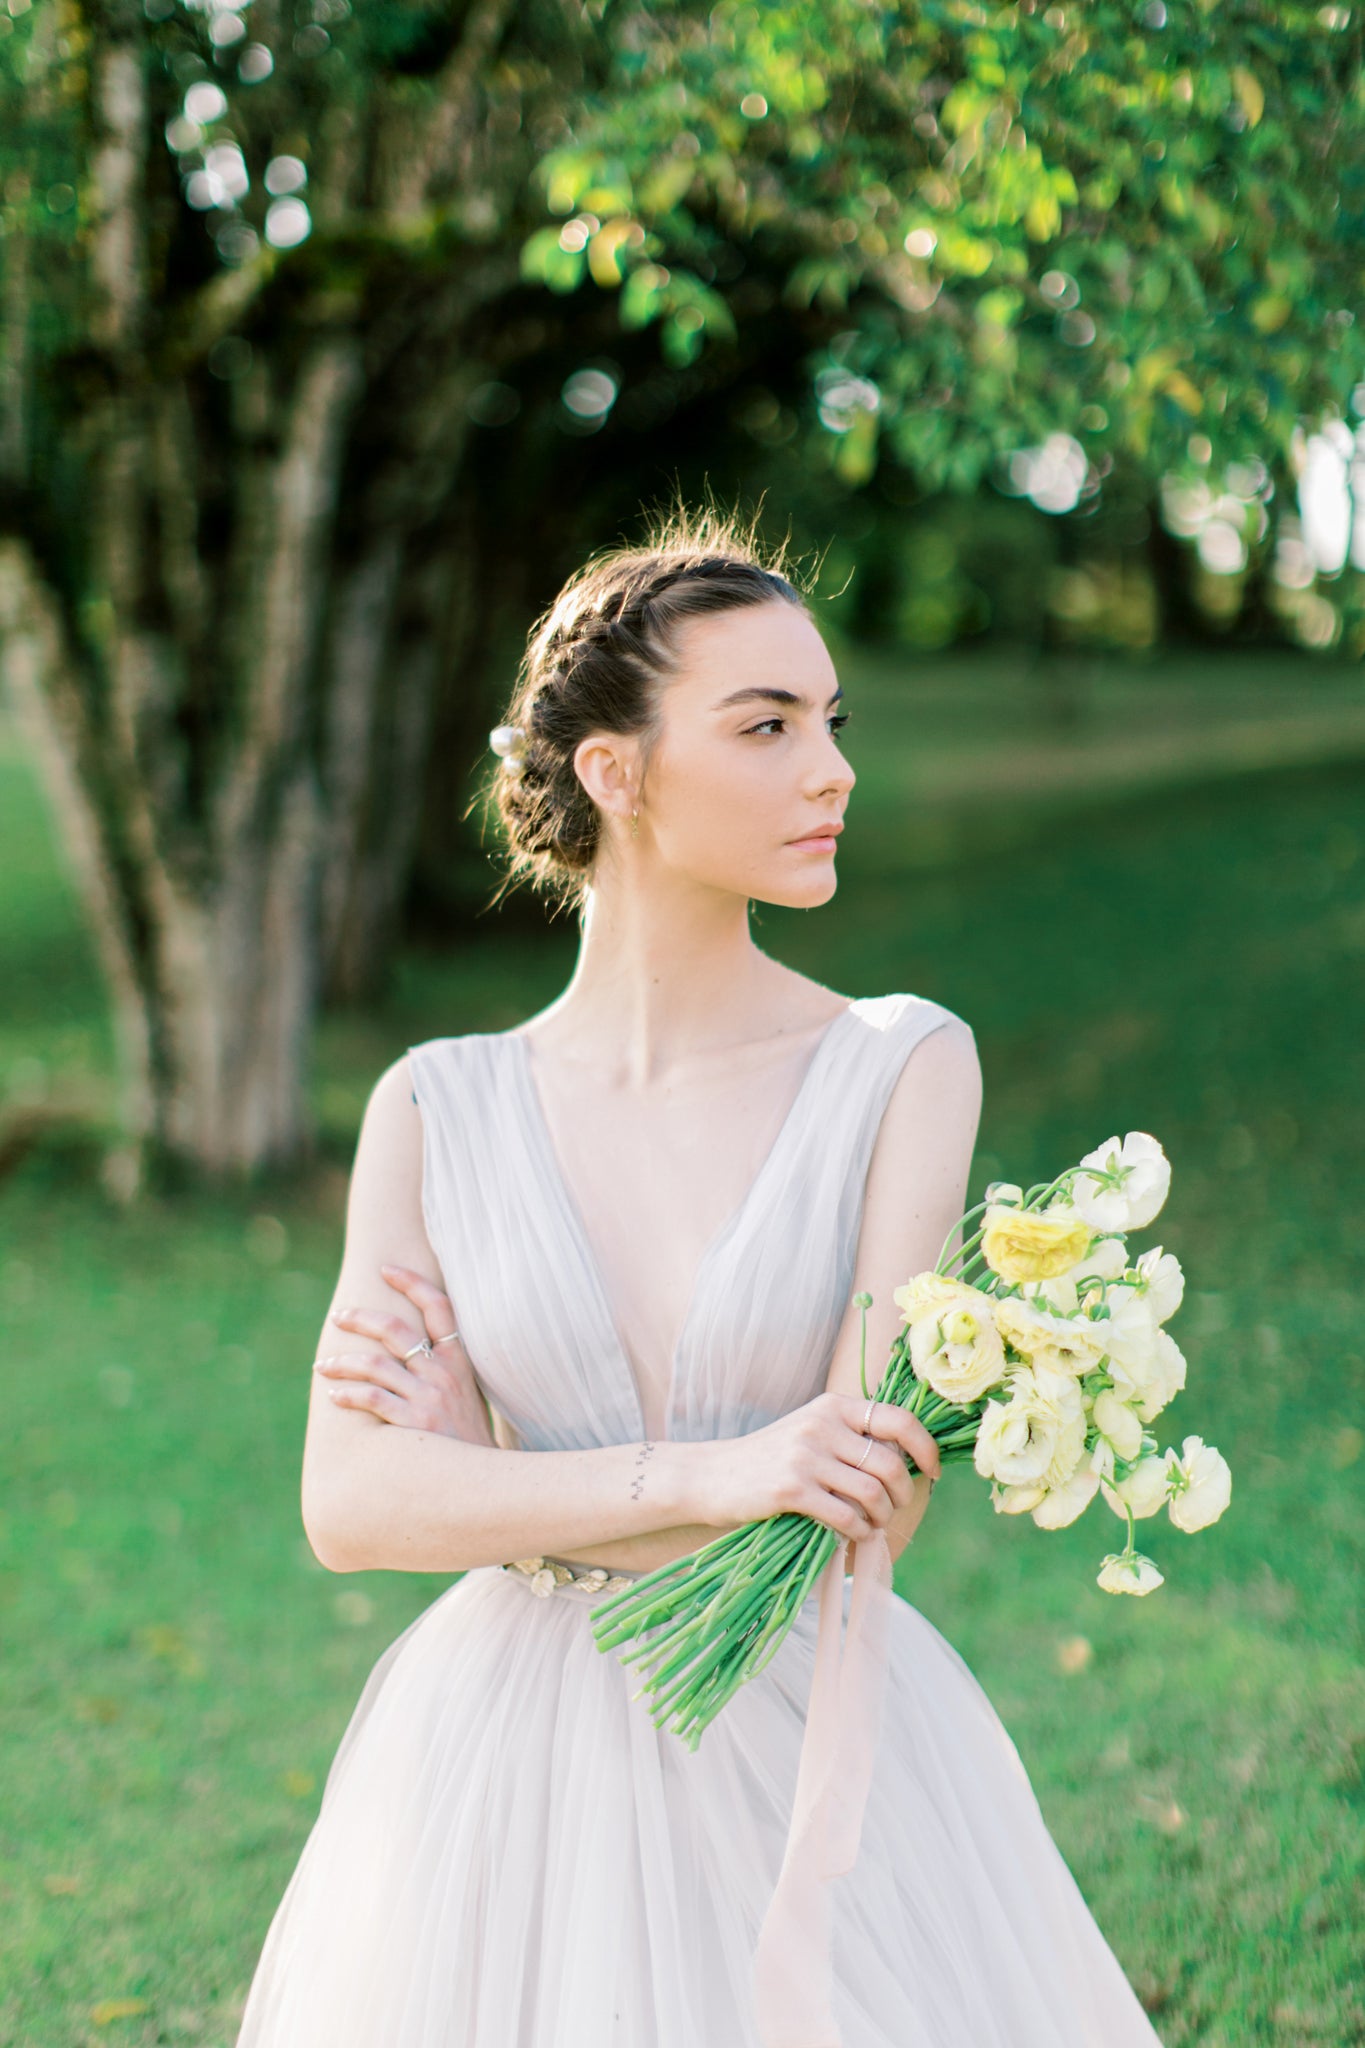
[236,508,1166,2047]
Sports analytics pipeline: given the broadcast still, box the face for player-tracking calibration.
[580,599,856,908]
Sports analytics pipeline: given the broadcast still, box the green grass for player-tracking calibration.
[1,658,1362,2046]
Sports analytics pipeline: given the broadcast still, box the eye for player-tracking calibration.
[742,712,852,737]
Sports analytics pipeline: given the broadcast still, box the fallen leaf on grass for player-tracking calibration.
[1136,1793,1186,1833]
[133,1623,204,1677]
[75,1695,121,1724]
[89,1996,150,2023]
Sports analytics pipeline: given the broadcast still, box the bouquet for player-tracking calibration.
[592,1130,1232,1748]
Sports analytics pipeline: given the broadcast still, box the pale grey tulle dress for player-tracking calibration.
[235,993,1166,2048]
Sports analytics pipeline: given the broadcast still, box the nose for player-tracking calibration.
[811,725,855,797]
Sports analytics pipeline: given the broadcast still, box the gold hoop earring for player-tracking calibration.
[631,806,639,840]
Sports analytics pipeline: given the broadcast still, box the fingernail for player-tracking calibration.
[327,1388,342,1401]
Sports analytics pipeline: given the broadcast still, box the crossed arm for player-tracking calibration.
[300,1017,982,1577]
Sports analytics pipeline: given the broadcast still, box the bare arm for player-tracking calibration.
[301,1057,938,1575]
[820,1015,984,1566]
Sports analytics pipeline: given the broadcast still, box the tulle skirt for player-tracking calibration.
[234,1565,1164,2048]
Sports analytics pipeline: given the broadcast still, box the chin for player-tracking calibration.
[749,865,840,910]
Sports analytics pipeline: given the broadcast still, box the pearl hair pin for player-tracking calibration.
[489,723,526,774]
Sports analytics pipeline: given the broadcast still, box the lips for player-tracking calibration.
[787,823,844,846]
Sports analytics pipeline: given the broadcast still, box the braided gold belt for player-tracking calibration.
[503,1554,640,1600]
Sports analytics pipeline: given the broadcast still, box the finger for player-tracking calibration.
[839,1433,913,1513]
[380,1265,460,1345]
[315,1351,412,1397]
[331,1305,428,1363]
[827,1465,895,1529]
[815,1488,877,1543]
[326,1382,406,1424]
[864,1401,942,1481]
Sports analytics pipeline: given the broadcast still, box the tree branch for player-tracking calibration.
[382,0,519,219]
[88,40,146,354]
[0,540,155,1153]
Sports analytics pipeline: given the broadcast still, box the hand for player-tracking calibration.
[696,1391,941,1543]
[315,1265,496,1447]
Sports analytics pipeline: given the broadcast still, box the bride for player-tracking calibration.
[235,507,1166,2047]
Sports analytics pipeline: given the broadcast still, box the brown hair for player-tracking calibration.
[483,500,814,915]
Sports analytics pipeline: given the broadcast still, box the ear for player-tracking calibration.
[573,732,640,820]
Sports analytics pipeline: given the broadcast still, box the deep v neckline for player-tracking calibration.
[505,1000,860,1439]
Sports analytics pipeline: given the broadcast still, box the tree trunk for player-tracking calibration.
[0,332,361,1186]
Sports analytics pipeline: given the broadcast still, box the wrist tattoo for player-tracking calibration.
[630,1440,656,1501]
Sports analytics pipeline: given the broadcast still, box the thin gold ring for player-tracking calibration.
[432,1331,461,1347]
[853,1436,875,1472]
[862,1397,875,1434]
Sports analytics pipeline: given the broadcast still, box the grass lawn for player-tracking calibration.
[0,651,1362,2047]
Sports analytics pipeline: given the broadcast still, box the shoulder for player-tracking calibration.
[869,991,981,1113]
[400,1031,498,1106]
[856,990,978,1059]
[355,1051,429,1151]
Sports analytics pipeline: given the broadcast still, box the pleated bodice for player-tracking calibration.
[406,992,959,1452]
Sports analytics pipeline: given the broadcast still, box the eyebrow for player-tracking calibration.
[713,685,845,711]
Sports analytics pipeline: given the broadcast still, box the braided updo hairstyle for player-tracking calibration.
[486,503,814,914]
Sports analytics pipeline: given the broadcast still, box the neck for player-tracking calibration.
[534,866,805,1081]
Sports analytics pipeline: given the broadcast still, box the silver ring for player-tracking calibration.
[401,1336,434,1363]
[853,1436,875,1472]
[862,1397,875,1434]
[432,1330,462,1348]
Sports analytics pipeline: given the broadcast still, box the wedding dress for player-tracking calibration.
[235,992,1166,2048]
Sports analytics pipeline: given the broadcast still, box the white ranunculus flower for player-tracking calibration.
[1096,1277,1162,1359]
[994,1297,1110,1378]
[1031,1460,1102,1529]
[1069,1132,1171,1232]
[902,1280,1008,1403]
[990,1480,1048,1515]
[1165,1436,1232,1531]
[1107,1326,1186,1425]
[1096,1550,1164,1595]
[1041,1408,1088,1491]
[973,1365,1077,1488]
[1132,1245,1185,1324]
[976,1361,1089,1491]
[1091,1387,1145,1462]
[1100,1453,1171,1520]
[1026,1272,1080,1316]
[974,1397,1051,1487]
[1074,1235,1130,1283]
[1139,1329,1187,1424]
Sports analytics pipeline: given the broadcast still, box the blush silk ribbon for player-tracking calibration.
[751,1527,895,2048]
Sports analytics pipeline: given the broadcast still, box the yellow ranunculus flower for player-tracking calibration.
[892,1272,964,1322]
[901,1278,1008,1403]
[980,1205,1093,1284]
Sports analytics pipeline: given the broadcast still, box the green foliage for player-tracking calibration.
[525,0,1365,489]
[2,0,1361,511]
